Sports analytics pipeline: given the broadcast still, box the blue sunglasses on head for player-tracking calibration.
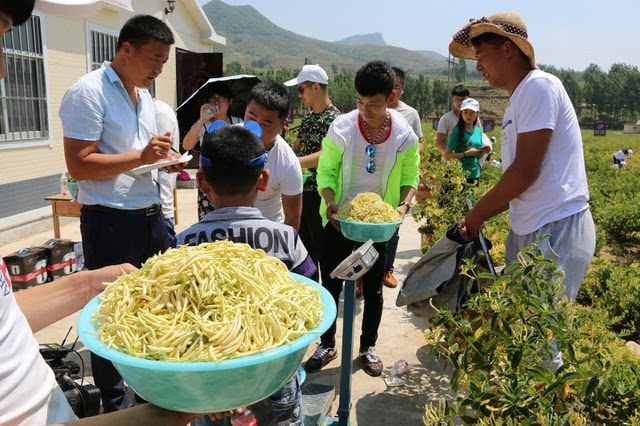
[200,120,267,169]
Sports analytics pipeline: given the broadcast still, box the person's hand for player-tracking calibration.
[141,132,173,164]
[199,103,216,122]
[396,203,409,219]
[481,145,492,153]
[459,208,484,241]
[208,408,246,421]
[159,151,186,173]
[326,200,340,231]
[88,263,137,299]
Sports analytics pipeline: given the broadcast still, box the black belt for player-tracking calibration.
[83,204,162,216]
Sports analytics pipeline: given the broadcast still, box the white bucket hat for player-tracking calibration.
[284,64,329,87]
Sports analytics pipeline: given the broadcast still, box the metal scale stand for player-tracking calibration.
[321,240,379,426]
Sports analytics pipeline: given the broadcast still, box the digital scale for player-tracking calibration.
[321,240,379,426]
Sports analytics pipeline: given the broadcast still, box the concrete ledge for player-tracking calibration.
[0,213,78,247]
[176,168,198,189]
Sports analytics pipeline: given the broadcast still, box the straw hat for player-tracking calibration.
[449,12,536,69]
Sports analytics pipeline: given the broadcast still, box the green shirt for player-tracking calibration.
[447,126,483,179]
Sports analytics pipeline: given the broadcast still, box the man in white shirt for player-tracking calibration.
[381,66,424,289]
[244,81,303,229]
[154,98,180,243]
[0,4,238,424]
[60,14,179,412]
[434,85,482,153]
[450,12,596,358]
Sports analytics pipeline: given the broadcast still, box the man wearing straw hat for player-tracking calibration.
[451,12,596,369]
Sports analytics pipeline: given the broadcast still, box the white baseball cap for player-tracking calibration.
[284,64,329,87]
[460,98,480,112]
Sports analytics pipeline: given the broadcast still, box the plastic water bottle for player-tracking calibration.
[205,105,220,118]
[385,359,410,387]
[231,408,257,426]
[390,359,410,376]
[59,173,69,197]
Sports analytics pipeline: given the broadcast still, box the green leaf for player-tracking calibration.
[585,376,599,397]
[511,349,522,369]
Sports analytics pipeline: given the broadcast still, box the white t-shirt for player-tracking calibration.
[395,101,423,139]
[501,69,589,235]
[342,120,392,207]
[0,258,76,425]
[154,99,180,219]
[254,135,303,222]
[198,116,243,142]
[437,110,482,139]
[614,150,626,161]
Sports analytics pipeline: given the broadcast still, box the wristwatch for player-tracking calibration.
[398,201,410,213]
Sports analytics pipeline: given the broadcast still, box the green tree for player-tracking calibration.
[583,64,607,118]
[224,61,244,75]
[454,59,467,82]
[432,79,449,114]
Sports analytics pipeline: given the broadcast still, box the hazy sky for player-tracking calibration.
[199,0,639,71]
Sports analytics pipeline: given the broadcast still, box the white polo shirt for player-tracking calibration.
[59,62,161,210]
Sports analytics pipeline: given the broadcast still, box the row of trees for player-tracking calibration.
[226,61,640,126]
[225,61,454,119]
[541,63,640,126]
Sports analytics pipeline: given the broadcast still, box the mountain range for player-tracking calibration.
[202,0,449,74]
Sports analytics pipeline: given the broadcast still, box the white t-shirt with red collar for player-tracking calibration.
[0,258,76,425]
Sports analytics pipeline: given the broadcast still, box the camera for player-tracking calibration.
[40,342,101,418]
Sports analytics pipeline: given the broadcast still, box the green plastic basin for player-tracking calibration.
[335,218,403,243]
[77,273,335,413]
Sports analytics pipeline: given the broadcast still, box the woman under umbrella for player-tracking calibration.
[179,76,260,219]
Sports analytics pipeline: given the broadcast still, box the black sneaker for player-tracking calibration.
[304,344,338,373]
[359,346,383,377]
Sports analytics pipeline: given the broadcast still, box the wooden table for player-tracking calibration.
[45,189,179,238]
[44,194,82,239]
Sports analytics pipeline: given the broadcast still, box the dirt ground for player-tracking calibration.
[3,186,450,425]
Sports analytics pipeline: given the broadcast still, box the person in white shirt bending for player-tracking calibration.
[450,12,596,372]
[244,81,303,230]
[613,148,633,168]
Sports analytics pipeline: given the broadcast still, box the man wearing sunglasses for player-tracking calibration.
[306,61,420,377]
[285,65,341,282]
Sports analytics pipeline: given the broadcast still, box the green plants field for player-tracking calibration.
[413,126,640,424]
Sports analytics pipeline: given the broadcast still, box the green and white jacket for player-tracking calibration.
[316,109,421,226]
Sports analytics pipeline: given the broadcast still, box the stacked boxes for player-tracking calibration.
[3,248,49,291]
[38,239,77,281]
[3,239,81,291]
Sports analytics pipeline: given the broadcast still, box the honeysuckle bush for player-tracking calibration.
[422,242,640,425]
[581,131,640,254]
[414,143,508,264]
[576,258,640,341]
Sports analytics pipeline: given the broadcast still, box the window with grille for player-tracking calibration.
[89,28,156,96]
[0,15,49,143]
[89,29,117,71]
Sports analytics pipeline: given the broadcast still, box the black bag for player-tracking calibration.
[396,225,494,319]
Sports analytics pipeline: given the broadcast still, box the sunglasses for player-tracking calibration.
[365,144,376,174]
[297,83,314,94]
